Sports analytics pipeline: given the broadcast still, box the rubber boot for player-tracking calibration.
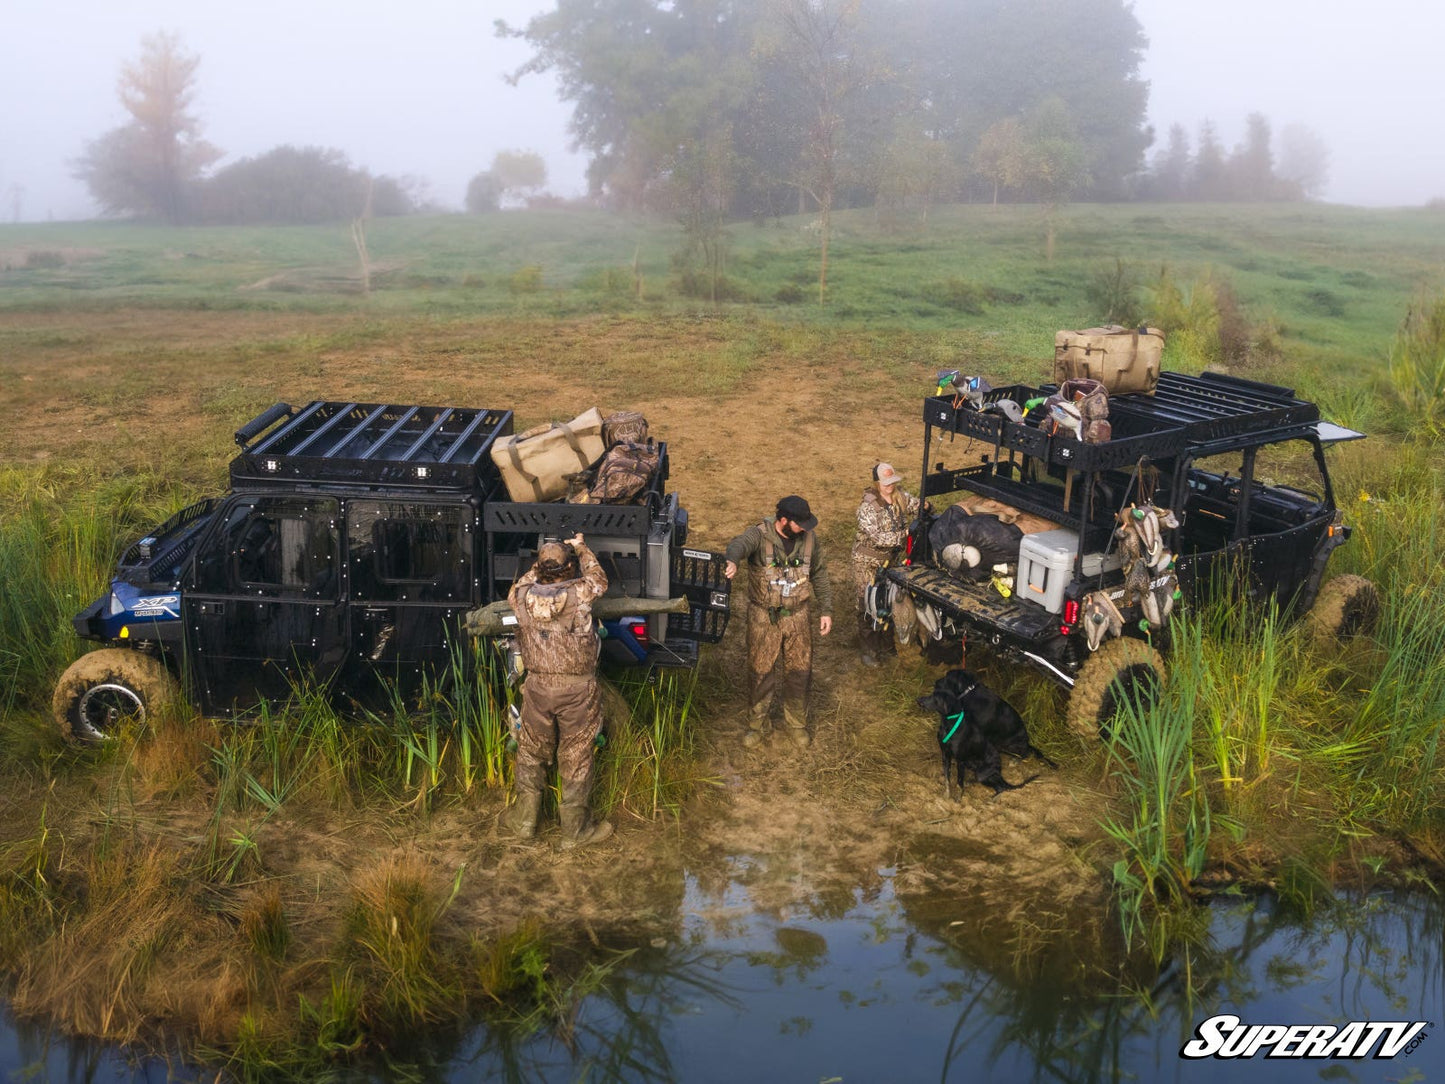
[500,787,542,840]
[742,704,769,748]
[782,703,811,749]
[558,800,614,850]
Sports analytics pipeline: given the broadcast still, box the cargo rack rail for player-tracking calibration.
[231,401,515,490]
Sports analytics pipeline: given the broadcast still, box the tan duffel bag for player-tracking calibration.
[1053,325,1164,395]
[491,407,606,502]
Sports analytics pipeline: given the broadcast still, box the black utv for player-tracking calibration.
[54,401,730,742]
[882,371,1379,737]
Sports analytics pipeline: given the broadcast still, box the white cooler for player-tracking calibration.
[1017,529,1121,614]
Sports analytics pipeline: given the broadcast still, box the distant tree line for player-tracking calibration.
[1137,114,1330,202]
[501,0,1153,219]
[74,34,415,225]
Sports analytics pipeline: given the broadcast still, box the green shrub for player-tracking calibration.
[673,270,749,302]
[921,277,986,314]
[23,250,65,270]
[1149,267,1220,365]
[775,283,806,304]
[577,266,634,299]
[1388,292,1445,437]
[1083,257,1143,326]
[507,265,544,295]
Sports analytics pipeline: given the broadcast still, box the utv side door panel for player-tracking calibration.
[342,499,476,705]
[1174,440,1333,606]
[1237,438,1334,607]
[183,495,344,715]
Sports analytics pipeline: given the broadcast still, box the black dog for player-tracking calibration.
[917,669,1056,797]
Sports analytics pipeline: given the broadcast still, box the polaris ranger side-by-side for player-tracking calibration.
[883,371,1379,736]
[55,401,731,741]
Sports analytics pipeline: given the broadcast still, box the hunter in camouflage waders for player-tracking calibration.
[851,463,920,667]
[724,496,834,749]
[502,536,614,849]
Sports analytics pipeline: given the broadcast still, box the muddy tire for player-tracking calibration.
[1306,574,1380,643]
[51,649,177,744]
[1067,638,1165,741]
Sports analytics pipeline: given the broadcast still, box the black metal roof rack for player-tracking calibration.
[923,370,1320,475]
[230,401,514,490]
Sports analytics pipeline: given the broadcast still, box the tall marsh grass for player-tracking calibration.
[1104,449,1445,951]
[0,469,179,725]
[599,669,712,820]
[1389,292,1445,437]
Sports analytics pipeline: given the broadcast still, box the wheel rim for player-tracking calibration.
[75,682,145,741]
[1100,662,1160,726]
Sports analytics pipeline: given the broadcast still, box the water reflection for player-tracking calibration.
[3,882,1442,1082]
[0,1009,185,1082]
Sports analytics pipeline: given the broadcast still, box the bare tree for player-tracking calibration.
[74,32,221,222]
[774,0,872,305]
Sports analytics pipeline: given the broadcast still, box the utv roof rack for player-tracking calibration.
[230,401,514,490]
[923,370,1321,475]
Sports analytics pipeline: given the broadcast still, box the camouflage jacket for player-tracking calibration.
[725,521,833,615]
[850,487,920,592]
[507,543,609,676]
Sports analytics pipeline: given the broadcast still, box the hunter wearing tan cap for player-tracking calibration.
[851,463,920,667]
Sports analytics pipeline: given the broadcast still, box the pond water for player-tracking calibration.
[4,868,1442,1083]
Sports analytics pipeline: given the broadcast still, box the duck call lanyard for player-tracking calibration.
[942,711,967,742]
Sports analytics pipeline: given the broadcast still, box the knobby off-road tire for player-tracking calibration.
[52,648,178,744]
[1306,574,1380,643]
[1067,637,1165,741]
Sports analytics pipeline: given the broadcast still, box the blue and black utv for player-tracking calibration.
[55,401,730,741]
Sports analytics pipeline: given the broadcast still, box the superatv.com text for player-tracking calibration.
[1180,1015,1429,1059]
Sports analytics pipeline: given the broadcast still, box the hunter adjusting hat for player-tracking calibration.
[776,495,817,530]
[875,462,903,486]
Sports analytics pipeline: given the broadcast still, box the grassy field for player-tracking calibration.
[4,201,1443,363]
[2,201,1444,1077]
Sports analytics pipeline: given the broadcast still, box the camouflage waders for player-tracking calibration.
[725,516,832,750]
[514,674,612,846]
[747,601,812,741]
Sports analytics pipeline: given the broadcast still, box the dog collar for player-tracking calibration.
[942,710,966,742]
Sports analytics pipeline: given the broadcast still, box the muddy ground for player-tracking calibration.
[1,310,1136,1043]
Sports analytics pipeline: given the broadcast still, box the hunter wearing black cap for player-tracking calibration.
[723,496,833,749]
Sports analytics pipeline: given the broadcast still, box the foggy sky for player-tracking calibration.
[1,0,1441,223]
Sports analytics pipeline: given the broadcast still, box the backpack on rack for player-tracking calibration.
[601,411,649,448]
[589,441,661,503]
